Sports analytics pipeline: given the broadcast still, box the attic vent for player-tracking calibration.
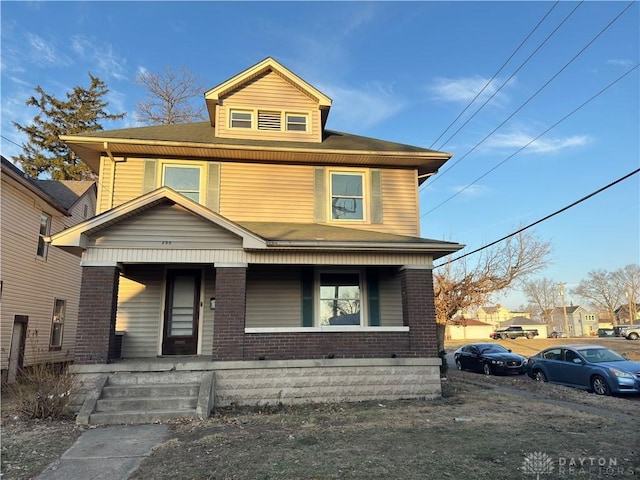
[258,111,281,131]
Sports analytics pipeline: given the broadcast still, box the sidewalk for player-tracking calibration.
[35,424,168,480]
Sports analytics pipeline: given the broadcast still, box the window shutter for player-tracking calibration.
[367,269,380,326]
[314,167,326,223]
[206,163,220,212]
[370,169,383,224]
[301,267,314,327]
[142,160,157,194]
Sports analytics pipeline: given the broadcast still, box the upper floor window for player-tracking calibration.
[37,213,51,258]
[162,164,202,202]
[286,114,307,132]
[50,298,66,349]
[330,172,364,221]
[230,110,252,129]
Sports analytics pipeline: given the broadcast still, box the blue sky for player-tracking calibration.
[1,1,638,310]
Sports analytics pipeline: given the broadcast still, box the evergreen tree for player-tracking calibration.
[13,74,125,180]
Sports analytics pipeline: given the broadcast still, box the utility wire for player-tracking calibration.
[1,134,23,150]
[434,168,640,269]
[423,0,635,190]
[422,63,639,217]
[428,0,563,149]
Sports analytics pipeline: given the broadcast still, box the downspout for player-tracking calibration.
[104,142,116,210]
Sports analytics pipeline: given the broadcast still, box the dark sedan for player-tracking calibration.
[453,343,528,375]
[527,345,640,396]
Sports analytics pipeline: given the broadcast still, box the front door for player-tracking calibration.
[8,316,28,383]
[162,270,201,356]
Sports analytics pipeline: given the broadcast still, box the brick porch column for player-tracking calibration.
[75,265,120,364]
[212,265,247,360]
[400,267,438,357]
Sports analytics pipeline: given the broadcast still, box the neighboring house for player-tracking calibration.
[549,306,599,336]
[614,303,640,326]
[446,318,494,341]
[477,305,513,327]
[497,316,547,338]
[1,156,96,383]
[50,58,463,407]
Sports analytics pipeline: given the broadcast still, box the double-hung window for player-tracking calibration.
[230,110,253,129]
[330,172,365,221]
[286,114,307,132]
[50,298,65,349]
[162,164,202,202]
[37,213,51,258]
[319,272,361,326]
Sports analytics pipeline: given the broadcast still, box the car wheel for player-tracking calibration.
[526,333,534,339]
[591,375,611,396]
[455,359,463,371]
[501,334,508,340]
[533,370,547,382]
[629,332,639,340]
[483,363,492,375]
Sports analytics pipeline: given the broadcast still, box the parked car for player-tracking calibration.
[526,345,640,396]
[453,343,528,376]
[622,326,639,340]
[489,326,539,340]
[548,330,566,338]
[598,328,615,337]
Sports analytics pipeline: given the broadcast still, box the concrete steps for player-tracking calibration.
[76,371,215,425]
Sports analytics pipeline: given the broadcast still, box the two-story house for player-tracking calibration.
[1,156,96,383]
[50,58,463,412]
[549,305,599,336]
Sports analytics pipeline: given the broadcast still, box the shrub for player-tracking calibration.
[6,362,75,420]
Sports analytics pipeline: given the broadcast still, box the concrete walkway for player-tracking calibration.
[35,424,169,480]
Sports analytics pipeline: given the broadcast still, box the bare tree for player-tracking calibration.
[571,269,621,326]
[135,66,206,125]
[434,230,551,349]
[521,277,559,330]
[612,264,640,325]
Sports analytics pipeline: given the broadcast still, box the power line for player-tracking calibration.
[1,134,23,150]
[423,0,635,190]
[428,0,562,149]
[422,62,639,217]
[434,168,640,269]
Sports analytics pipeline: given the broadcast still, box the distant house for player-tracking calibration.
[446,318,494,341]
[498,316,548,338]
[548,306,598,337]
[614,303,640,326]
[1,156,96,383]
[477,305,517,327]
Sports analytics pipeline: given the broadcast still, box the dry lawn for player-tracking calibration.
[2,336,638,480]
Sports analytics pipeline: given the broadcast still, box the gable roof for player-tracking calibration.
[499,316,545,327]
[448,318,493,327]
[204,57,332,128]
[1,156,95,214]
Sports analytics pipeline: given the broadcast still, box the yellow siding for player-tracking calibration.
[97,157,113,214]
[246,266,302,328]
[116,265,163,358]
[217,71,321,143]
[1,179,93,371]
[112,158,144,208]
[220,163,315,222]
[376,169,419,236]
[201,268,216,356]
[90,204,243,249]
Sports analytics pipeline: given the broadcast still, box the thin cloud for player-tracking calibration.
[484,131,591,154]
[27,33,67,66]
[429,75,512,106]
[71,35,128,80]
[606,58,634,68]
[451,184,491,198]
[318,81,406,131]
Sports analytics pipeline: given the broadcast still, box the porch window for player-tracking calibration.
[37,213,51,258]
[230,110,253,129]
[330,172,365,221]
[319,272,361,326]
[286,113,307,132]
[49,298,65,349]
[162,165,201,202]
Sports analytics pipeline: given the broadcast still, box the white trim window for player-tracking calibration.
[330,172,365,221]
[37,213,51,258]
[162,164,202,202]
[319,271,362,326]
[50,298,66,349]
[285,113,307,132]
[230,110,253,129]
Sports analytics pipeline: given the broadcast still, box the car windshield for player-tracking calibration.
[580,348,626,363]
[480,345,508,354]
